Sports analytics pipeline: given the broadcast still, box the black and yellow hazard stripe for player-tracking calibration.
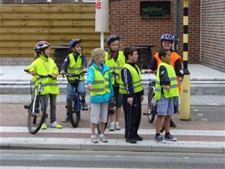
[180,0,191,120]
[183,0,189,71]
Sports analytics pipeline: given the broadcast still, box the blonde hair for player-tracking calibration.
[88,48,105,66]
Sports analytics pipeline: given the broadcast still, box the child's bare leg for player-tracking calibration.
[100,122,106,134]
[90,123,96,135]
[164,116,171,133]
[156,115,164,133]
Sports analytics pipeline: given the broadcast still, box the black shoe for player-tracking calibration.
[126,139,137,144]
[134,135,143,141]
[165,133,177,141]
[170,120,177,128]
[155,134,166,143]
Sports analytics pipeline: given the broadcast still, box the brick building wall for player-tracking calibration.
[109,0,200,64]
[201,0,225,72]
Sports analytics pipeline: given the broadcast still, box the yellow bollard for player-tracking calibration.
[179,74,191,120]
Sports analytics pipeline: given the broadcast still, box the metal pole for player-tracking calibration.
[100,32,104,50]
[175,0,180,52]
[180,0,191,120]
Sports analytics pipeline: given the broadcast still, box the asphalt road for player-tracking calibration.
[1,149,225,169]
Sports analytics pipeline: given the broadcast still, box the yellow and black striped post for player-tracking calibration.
[180,0,191,120]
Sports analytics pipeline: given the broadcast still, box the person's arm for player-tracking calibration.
[174,59,184,78]
[87,67,94,90]
[26,61,37,76]
[108,71,114,97]
[82,56,88,72]
[121,68,134,97]
[159,65,170,86]
[60,56,69,73]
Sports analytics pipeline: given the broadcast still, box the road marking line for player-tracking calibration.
[1,127,225,137]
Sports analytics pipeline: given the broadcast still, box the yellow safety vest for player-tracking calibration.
[155,62,179,100]
[27,55,59,95]
[119,63,143,94]
[90,66,110,97]
[105,51,125,85]
[67,53,84,81]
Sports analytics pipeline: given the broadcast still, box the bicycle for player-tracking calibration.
[143,71,157,123]
[65,72,83,128]
[24,70,52,134]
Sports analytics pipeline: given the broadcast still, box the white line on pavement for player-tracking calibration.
[1,167,133,169]
[0,126,225,137]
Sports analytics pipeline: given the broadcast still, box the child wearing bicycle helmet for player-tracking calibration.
[60,38,88,122]
[87,48,114,143]
[105,34,125,131]
[26,40,63,130]
[154,49,179,142]
[147,33,184,128]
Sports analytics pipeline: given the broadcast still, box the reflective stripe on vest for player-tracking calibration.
[119,63,143,94]
[68,53,84,81]
[90,66,110,96]
[154,63,179,100]
[105,51,125,85]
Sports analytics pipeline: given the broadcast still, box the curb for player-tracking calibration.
[1,138,224,154]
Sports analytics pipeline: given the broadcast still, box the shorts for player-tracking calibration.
[113,86,123,107]
[90,102,108,124]
[156,96,174,116]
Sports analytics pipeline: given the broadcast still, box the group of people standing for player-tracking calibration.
[26,33,183,144]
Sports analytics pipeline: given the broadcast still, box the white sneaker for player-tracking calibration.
[99,134,108,143]
[115,122,120,130]
[109,122,115,131]
[49,121,63,129]
[91,135,99,143]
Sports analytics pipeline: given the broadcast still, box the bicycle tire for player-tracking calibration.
[147,87,156,123]
[68,98,80,128]
[27,95,45,134]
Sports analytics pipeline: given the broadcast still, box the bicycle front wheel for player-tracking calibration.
[68,99,80,128]
[27,95,45,134]
[147,87,156,123]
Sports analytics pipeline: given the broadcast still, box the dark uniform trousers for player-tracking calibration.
[123,94,142,139]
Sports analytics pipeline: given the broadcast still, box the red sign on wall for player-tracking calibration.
[96,0,102,9]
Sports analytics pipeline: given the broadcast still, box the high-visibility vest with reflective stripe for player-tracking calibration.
[105,51,125,85]
[67,53,84,81]
[119,63,143,94]
[155,62,179,101]
[27,55,59,95]
[90,66,110,97]
[154,51,182,92]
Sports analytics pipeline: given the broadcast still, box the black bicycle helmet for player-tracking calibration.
[68,38,82,48]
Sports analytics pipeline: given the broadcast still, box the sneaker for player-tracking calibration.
[165,133,177,141]
[109,122,115,131]
[115,122,121,130]
[99,134,108,143]
[126,138,137,144]
[41,123,47,130]
[50,121,63,129]
[155,134,166,143]
[62,114,70,122]
[91,135,99,143]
